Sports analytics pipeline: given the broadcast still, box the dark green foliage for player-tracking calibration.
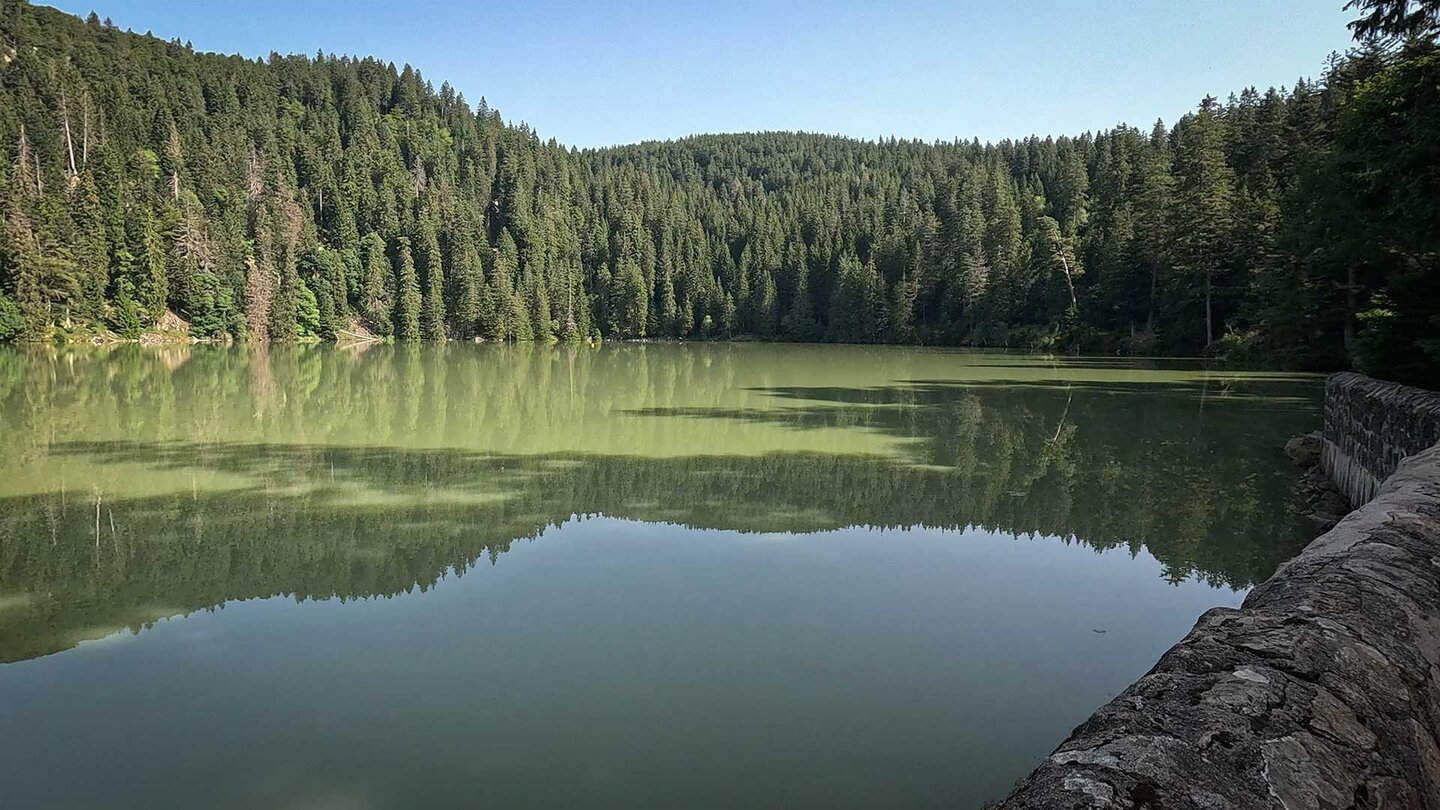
[1328,51,1440,384]
[414,220,445,342]
[1346,0,1440,41]
[393,237,421,341]
[107,285,141,339]
[0,1,1434,383]
[295,279,321,338]
[358,233,392,335]
[0,291,20,340]
[135,207,168,324]
[610,257,647,338]
[1167,98,1235,350]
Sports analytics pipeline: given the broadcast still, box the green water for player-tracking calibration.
[0,343,1320,808]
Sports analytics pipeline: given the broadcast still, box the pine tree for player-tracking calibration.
[612,256,648,338]
[780,241,819,341]
[526,263,553,341]
[492,229,525,340]
[827,253,866,343]
[1132,120,1175,338]
[136,207,169,324]
[753,270,778,337]
[393,236,421,341]
[889,270,918,343]
[416,221,446,341]
[475,257,499,341]
[1170,97,1236,349]
[1037,215,1081,318]
[69,174,109,324]
[981,165,1023,329]
[454,246,483,339]
[359,232,392,335]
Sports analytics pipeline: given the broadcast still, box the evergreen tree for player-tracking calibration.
[417,223,446,341]
[393,236,421,341]
[454,245,483,339]
[611,256,648,338]
[136,206,168,324]
[359,232,392,335]
[1169,98,1236,349]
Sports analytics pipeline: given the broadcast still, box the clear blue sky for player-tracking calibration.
[43,0,1357,148]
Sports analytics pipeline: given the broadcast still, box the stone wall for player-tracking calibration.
[993,441,1440,809]
[1322,372,1440,506]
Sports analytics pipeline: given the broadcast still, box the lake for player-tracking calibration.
[0,342,1320,808]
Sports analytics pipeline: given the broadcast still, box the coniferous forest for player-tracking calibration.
[0,0,1436,384]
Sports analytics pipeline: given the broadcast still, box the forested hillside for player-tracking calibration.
[0,0,1436,382]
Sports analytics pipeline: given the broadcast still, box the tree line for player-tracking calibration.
[0,0,1435,383]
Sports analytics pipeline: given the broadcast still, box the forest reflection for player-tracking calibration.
[0,343,1319,662]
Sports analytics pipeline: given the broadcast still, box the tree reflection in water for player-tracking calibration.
[0,342,1320,662]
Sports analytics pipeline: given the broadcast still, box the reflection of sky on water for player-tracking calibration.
[0,343,1321,808]
[2,517,1243,809]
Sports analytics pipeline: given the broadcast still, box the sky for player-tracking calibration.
[42,0,1358,149]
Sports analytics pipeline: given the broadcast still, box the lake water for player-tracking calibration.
[0,343,1320,808]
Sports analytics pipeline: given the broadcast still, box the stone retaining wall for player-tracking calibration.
[1322,372,1440,506]
[993,440,1440,808]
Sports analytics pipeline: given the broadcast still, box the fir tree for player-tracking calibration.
[393,236,421,341]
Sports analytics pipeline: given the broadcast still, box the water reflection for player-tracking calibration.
[0,343,1317,664]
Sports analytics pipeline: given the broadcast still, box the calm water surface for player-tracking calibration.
[0,343,1320,808]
